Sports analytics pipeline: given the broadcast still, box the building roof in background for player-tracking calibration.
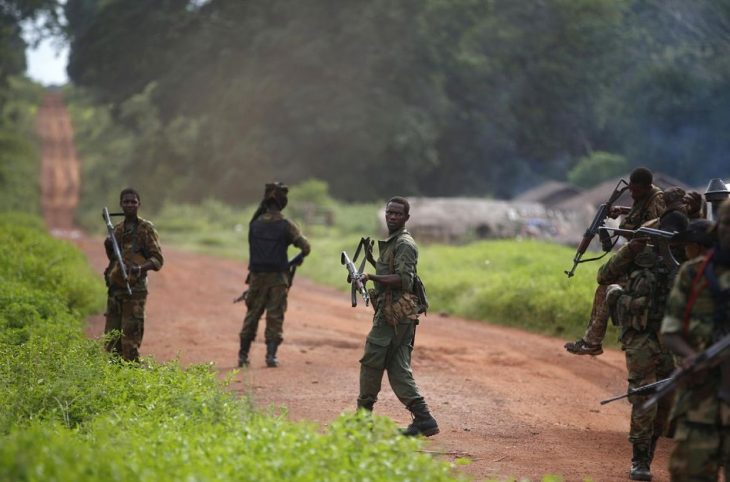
[513,181,582,207]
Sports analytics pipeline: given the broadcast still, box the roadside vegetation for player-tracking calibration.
[0,212,467,482]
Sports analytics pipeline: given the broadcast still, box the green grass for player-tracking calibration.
[0,212,467,481]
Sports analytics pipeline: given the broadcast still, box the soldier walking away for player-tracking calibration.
[103,188,164,362]
[356,197,439,437]
[565,167,666,356]
[237,182,310,368]
[660,200,730,482]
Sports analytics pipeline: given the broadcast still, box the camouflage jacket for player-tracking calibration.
[107,217,164,294]
[620,185,665,230]
[371,227,419,326]
[661,253,730,424]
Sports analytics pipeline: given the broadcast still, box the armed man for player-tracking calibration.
[565,167,666,356]
[356,196,438,437]
[103,188,164,362]
[659,200,730,482]
[237,182,310,368]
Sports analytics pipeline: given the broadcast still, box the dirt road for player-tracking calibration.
[39,92,671,481]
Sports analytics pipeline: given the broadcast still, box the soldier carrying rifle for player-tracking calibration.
[103,188,164,362]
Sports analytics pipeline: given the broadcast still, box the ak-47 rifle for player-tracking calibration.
[233,253,306,304]
[341,237,375,307]
[600,378,670,405]
[598,226,680,272]
[642,333,730,410]
[565,179,629,277]
[103,207,132,295]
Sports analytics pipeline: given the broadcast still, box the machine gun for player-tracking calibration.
[642,333,730,410]
[341,237,374,307]
[600,378,670,405]
[103,207,132,295]
[598,226,680,272]
[565,179,629,277]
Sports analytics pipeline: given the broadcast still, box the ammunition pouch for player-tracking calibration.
[413,275,429,314]
[382,293,420,327]
[109,252,146,289]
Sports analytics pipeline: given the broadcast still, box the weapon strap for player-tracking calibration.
[683,250,714,337]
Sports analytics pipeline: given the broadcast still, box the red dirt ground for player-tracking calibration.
[39,92,671,481]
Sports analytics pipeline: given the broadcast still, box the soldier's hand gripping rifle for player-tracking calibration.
[234,253,306,303]
[598,226,680,272]
[600,378,670,405]
[340,237,375,307]
[641,333,730,410]
[102,207,132,295]
[565,179,629,277]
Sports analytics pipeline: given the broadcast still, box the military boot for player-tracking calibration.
[237,337,253,367]
[630,444,652,481]
[402,401,440,437]
[564,338,603,356]
[265,341,279,367]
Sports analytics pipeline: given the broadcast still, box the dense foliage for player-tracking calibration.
[0,213,466,481]
[55,0,730,211]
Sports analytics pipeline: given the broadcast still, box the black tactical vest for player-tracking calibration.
[248,219,289,273]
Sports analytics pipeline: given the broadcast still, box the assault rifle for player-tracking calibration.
[565,179,629,277]
[103,207,132,295]
[642,333,730,410]
[600,378,670,405]
[598,226,680,272]
[233,253,305,304]
[340,237,374,307]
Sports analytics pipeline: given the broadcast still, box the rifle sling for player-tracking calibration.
[683,250,713,338]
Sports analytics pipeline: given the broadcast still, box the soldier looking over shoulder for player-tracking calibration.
[357,197,439,437]
[565,167,666,356]
[237,182,310,368]
[660,200,730,482]
[104,188,164,362]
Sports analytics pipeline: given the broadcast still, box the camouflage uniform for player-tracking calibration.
[239,211,310,361]
[601,243,676,478]
[661,251,730,481]
[358,227,427,412]
[104,217,164,361]
[579,186,666,348]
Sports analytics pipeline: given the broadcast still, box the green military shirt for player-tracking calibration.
[661,254,730,424]
[108,217,164,294]
[372,227,419,326]
[620,185,665,230]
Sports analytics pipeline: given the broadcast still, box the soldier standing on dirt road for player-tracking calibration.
[565,167,666,356]
[357,196,439,437]
[660,200,730,482]
[104,188,164,362]
[237,182,310,368]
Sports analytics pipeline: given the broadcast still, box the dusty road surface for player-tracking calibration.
[40,92,672,481]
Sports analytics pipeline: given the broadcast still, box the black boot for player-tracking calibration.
[237,337,253,367]
[648,435,659,463]
[402,401,439,437]
[265,341,279,367]
[630,444,652,481]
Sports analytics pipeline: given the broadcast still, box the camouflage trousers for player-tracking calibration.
[104,291,147,362]
[240,273,289,345]
[357,320,424,411]
[670,418,730,481]
[582,284,611,346]
[623,330,676,445]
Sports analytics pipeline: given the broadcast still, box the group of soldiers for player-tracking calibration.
[564,167,730,481]
[101,170,730,479]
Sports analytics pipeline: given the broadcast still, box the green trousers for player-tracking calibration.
[105,292,147,361]
[670,418,730,481]
[240,272,289,344]
[357,320,424,410]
